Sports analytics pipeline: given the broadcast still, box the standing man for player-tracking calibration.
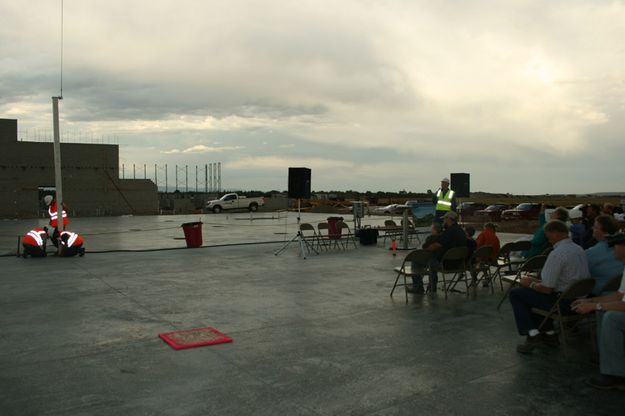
[509,220,590,354]
[21,227,48,258]
[433,177,457,222]
[44,194,68,247]
[572,232,625,390]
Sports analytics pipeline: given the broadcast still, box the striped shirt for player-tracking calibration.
[541,238,590,293]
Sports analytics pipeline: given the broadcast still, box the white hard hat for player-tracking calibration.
[441,177,450,183]
[43,195,53,206]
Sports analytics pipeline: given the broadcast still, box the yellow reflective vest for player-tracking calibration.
[435,189,455,211]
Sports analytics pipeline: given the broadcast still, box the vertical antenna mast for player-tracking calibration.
[52,0,65,254]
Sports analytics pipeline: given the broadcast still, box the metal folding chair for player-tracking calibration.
[391,249,433,303]
[496,254,548,310]
[467,245,494,292]
[439,246,469,299]
[532,278,596,358]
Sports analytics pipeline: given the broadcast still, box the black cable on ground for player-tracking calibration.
[0,239,289,257]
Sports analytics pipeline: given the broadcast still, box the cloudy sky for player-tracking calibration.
[1,1,624,193]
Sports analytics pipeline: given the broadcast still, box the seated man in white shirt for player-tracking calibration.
[509,220,590,353]
[572,232,625,390]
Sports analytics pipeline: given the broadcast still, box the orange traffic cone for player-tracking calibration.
[391,239,397,256]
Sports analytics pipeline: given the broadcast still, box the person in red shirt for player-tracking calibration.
[59,231,85,257]
[21,227,48,258]
[44,195,69,247]
[476,222,501,261]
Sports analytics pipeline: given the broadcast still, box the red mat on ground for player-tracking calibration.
[159,327,233,350]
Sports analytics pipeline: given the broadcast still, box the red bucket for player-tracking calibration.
[181,222,203,248]
[327,217,344,240]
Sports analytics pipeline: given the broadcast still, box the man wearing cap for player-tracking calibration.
[572,232,625,390]
[510,220,590,354]
[433,178,457,222]
[424,211,467,293]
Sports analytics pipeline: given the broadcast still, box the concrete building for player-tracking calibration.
[0,118,157,218]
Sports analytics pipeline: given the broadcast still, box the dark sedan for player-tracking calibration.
[475,204,511,221]
[501,203,542,221]
[457,202,488,217]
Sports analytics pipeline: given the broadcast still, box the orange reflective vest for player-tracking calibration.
[48,201,68,228]
[22,228,47,248]
[60,231,84,248]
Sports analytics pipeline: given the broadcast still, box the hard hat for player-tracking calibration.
[43,195,53,206]
[441,177,450,183]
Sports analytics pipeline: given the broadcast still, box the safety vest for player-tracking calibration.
[22,228,47,248]
[435,188,455,212]
[60,231,83,248]
[48,201,68,228]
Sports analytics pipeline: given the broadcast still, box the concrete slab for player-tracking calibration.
[0,215,621,415]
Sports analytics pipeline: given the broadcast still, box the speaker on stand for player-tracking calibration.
[450,173,470,225]
[275,167,314,258]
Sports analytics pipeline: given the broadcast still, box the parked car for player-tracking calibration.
[475,204,511,221]
[206,193,265,213]
[457,202,487,217]
[501,203,542,221]
[373,204,400,215]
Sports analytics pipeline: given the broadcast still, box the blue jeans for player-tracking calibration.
[598,311,625,377]
[411,258,439,290]
[509,287,562,335]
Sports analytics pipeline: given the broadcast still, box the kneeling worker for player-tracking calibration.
[59,230,85,257]
[22,227,49,258]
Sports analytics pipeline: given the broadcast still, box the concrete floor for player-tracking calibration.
[0,213,623,415]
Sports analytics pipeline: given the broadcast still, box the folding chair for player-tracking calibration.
[339,222,358,249]
[390,249,433,303]
[439,246,469,299]
[467,245,494,292]
[298,223,320,254]
[492,241,531,291]
[317,222,340,251]
[496,254,548,310]
[382,220,402,247]
[532,278,596,358]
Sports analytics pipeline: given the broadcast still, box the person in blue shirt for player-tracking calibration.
[586,215,624,295]
[569,208,586,246]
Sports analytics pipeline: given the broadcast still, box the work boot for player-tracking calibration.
[79,248,85,257]
[406,284,424,295]
[516,335,542,354]
[541,332,559,348]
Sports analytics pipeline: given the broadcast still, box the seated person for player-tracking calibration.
[22,227,48,258]
[523,205,569,258]
[586,215,624,295]
[582,204,602,249]
[572,233,625,390]
[509,220,590,353]
[464,225,477,260]
[476,222,500,261]
[569,208,585,246]
[408,222,442,294]
[424,211,468,293]
[59,230,85,257]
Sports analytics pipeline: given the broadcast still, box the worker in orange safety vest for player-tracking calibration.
[59,230,85,257]
[21,227,49,258]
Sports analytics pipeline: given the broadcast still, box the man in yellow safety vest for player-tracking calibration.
[433,177,457,222]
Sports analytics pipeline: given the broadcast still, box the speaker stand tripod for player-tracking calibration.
[274,199,311,258]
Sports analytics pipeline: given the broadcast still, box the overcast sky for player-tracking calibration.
[1,1,624,193]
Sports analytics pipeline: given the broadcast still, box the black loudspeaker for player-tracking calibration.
[288,167,311,199]
[450,173,470,198]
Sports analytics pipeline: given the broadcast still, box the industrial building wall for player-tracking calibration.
[0,118,158,218]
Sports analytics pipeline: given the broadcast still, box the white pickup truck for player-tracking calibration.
[206,193,265,213]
